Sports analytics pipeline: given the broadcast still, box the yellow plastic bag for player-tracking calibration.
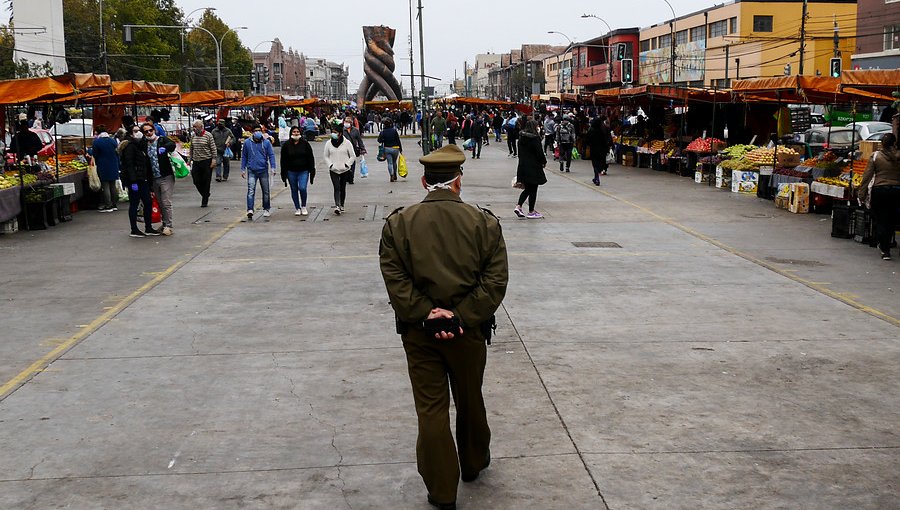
[398,154,408,178]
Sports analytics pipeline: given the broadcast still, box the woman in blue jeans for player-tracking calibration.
[280,126,316,216]
[377,118,403,182]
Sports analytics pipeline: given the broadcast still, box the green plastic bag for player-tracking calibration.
[572,147,581,160]
[170,152,190,179]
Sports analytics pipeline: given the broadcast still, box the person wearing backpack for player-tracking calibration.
[556,114,576,172]
[504,112,519,157]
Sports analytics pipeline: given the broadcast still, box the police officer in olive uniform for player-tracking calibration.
[379,144,509,510]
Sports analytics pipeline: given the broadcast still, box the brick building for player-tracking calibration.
[251,39,306,96]
[852,0,900,69]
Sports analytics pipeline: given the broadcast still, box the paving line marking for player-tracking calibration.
[555,171,900,329]
[0,211,250,402]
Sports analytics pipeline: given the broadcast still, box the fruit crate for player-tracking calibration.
[850,208,875,246]
[24,187,56,204]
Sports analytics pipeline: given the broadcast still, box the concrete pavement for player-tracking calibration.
[1,138,898,509]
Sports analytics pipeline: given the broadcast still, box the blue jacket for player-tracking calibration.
[91,135,120,181]
[241,137,276,174]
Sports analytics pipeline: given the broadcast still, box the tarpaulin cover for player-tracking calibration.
[840,70,900,101]
[0,73,111,105]
[230,95,283,107]
[179,90,245,106]
[359,100,413,111]
[730,76,874,104]
[283,98,327,108]
[84,80,180,105]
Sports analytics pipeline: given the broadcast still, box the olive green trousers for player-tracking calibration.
[402,329,491,503]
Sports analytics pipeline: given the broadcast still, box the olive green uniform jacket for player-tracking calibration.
[379,189,508,329]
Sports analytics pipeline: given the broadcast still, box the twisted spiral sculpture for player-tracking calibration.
[357,26,403,106]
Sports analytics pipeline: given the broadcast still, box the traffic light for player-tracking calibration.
[250,71,257,92]
[621,58,633,85]
[616,43,626,61]
[263,66,270,83]
[829,58,841,78]
[124,26,133,44]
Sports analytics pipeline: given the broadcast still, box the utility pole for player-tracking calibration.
[724,45,729,87]
[417,0,430,155]
[408,0,416,112]
[833,17,840,57]
[799,0,808,75]
[99,0,108,74]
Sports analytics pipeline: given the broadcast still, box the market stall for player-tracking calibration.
[0,73,112,231]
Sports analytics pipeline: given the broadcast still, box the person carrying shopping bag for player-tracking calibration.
[377,118,403,182]
[323,130,357,215]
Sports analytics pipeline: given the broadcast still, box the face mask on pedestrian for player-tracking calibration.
[194,127,203,135]
[252,131,263,141]
[343,122,351,129]
[331,133,340,140]
[132,131,143,140]
[290,134,301,141]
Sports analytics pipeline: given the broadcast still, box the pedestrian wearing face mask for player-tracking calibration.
[323,130,357,215]
[241,125,277,220]
[189,119,217,207]
[342,116,365,185]
[119,125,161,237]
[280,126,316,216]
[141,122,178,235]
[211,119,234,182]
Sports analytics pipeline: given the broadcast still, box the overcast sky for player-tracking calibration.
[178,0,715,95]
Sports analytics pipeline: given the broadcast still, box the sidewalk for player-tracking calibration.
[0,142,898,509]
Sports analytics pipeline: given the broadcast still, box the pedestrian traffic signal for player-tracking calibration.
[621,59,633,84]
[829,58,841,78]
[616,43,627,61]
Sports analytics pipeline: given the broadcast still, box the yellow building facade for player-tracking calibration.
[638,0,857,87]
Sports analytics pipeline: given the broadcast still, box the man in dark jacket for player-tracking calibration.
[211,120,235,182]
[119,126,159,237]
[142,122,178,235]
[586,116,613,185]
[10,119,42,161]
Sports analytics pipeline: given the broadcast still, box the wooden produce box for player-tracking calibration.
[58,136,93,155]
[776,153,801,168]
[859,140,882,162]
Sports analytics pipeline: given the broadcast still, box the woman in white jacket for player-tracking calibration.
[323,131,357,215]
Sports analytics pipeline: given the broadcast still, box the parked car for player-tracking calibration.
[849,121,892,141]
[810,113,826,129]
[50,119,93,138]
[158,121,188,138]
[865,131,890,142]
[803,127,858,157]
[31,129,57,158]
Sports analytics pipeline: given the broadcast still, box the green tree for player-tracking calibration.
[0,26,16,79]
[184,10,251,92]
[62,0,186,82]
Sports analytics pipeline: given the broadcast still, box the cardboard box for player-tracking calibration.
[776,153,801,168]
[731,170,759,194]
[774,183,791,210]
[788,182,810,214]
[623,153,635,166]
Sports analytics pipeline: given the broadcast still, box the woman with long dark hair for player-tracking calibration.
[119,125,159,237]
[280,126,316,216]
[514,119,547,219]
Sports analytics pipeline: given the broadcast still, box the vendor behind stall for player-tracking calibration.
[10,114,42,161]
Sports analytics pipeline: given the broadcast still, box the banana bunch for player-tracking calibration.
[816,176,849,188]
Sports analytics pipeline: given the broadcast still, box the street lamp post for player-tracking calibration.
[661,0,677,86]
[217,27,247,89]
[581,14,614,85]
